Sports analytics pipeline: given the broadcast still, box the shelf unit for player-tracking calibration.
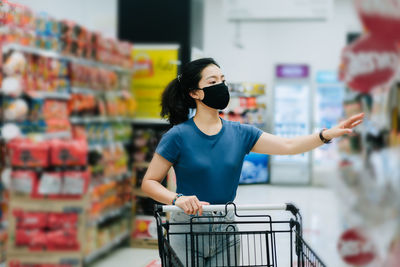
[84,231,130,263]
[130,120,172,249]
[2,44,132,74]
[1,42,135,265]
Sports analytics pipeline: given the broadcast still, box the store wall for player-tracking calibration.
[203,0,361,84]
[11,0,117,38]
[203,0,362,185]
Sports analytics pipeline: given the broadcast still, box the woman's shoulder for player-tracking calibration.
[163,119,193,137]
[222,118,244,129]
[223,119,261,134]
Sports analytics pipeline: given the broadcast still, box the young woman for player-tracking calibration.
[142,58,364,265]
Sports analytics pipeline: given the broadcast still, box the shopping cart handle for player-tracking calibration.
[156,203,299,215]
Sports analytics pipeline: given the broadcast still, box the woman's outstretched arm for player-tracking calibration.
[251,113,364,155]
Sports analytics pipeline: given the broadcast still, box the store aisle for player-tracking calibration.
[91,248,159,267]
[235,184,342,266]
[93,185,342,267]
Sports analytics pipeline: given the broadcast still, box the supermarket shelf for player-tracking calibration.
[131,118,169,125]
[1,90,70,100]
[84,231,130,263]
[42,131,71,139]
[71,87,128,97]
[2,43,133,73]
[26,90,71,100]
[133,188,148,198]
[89,203,131,226]
[133,162,150,168]
[88,141,130,151]
[107,171,132,182]
[70,87,101,95]
[230,92,266,98]
[70,116,134,124]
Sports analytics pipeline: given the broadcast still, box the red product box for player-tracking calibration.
[14,211,48,229]
[62,170,90,196]
[43,100,69,120]
[46,228,79,250]
[7,138,49,168]
[37,172,62,197]
[15,228,39,246]
[48,213,78,229]
[29,230,48,250]
[49,139,87,166]
[11,170,38,196]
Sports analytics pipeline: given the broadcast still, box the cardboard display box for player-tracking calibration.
[7,196,87,255]
[7,252,82,267]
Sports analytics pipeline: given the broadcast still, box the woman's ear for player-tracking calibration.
[189,89,203,100]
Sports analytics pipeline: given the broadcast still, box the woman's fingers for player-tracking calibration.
[351,120,363,128]
[190,198,199,215]
[194,198,203,216]
[346,113,364,127]
[177,196,210,215]
[181,202,190,214]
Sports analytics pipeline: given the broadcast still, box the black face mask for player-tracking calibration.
[199,82,230,110]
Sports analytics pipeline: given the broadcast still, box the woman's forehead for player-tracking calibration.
[201,64,223,78]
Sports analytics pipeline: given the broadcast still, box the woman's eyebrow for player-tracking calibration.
[206,75,225,80]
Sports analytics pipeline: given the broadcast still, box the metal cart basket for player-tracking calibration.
[154,202,326,267]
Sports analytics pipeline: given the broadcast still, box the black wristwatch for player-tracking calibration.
[319,129,332,144]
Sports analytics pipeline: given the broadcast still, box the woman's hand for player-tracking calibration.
[175,195,210,216]
[323,113,365,140]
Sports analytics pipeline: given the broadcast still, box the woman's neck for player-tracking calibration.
[193,104,220,124]
[193,103,222,135]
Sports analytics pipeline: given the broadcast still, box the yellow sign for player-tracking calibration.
[131,46,179,119]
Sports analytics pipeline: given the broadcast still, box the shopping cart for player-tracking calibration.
[154,202,326,267]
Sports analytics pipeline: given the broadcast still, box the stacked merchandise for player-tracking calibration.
[131,124,171,248]
[221,83,269,184]
[221,82,266,128]
[0,1,135,265]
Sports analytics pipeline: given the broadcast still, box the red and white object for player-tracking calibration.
[62,170,90,196]
[337,227,377,266]
[132,216,158,239]
[356,0,400,42]
[49,139,87,166]
[11,170,38,195]
[339,34,400,93]
[48,213,78,229]
[339,0,400,93]
[37,172,63,197]
[14,211,48,230]
[7,139,50,168]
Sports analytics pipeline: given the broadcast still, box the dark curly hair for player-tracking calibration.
[160,58,220,125]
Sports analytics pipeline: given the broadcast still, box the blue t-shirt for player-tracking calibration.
[155,118,263,204]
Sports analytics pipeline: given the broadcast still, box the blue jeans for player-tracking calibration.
[169,210,240,267]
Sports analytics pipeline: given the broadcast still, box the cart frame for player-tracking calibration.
[154,202,326,267]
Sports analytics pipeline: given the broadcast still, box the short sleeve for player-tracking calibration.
[155,127,181,164]
[239,124,263,154]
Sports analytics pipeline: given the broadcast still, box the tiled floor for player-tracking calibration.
[93,185,343,267]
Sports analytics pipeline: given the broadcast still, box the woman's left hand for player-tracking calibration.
[323,113,365,140]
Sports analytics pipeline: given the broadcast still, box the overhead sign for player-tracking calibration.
[276,64,309,79]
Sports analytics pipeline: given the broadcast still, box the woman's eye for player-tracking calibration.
[210,81,216,84]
